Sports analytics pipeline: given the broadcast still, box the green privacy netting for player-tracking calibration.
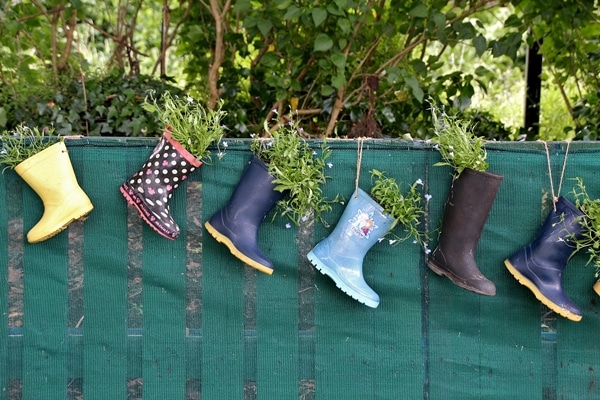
[1,138,600,399]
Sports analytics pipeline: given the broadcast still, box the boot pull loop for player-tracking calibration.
[541,140,571,212]
[354,137,364,199]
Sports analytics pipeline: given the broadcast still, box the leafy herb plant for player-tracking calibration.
[0,125,58,171]
[142,91,227,161]
[429,101,488,175]
[250,118,334,226]
[571,177,600,277]
[369,169,426,245]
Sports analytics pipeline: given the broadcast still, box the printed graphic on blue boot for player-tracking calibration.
[349,209,379,239]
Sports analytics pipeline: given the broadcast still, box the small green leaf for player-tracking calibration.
[275,0,292,9]
[321,85,335,96]
[504,14,522,27]
[409,4,428,18]
[331,73,346,89]
[0,107,7,128]
[257,18,273,37]
[431,12,446,28]
[331,53,346,69]
[404,76,424,103]
[473,34,487,56]
[337,18,351,34]
[284,5,303,20]
[314,33,333,52]
[312,8,328,27]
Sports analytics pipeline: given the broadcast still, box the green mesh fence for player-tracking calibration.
[2,138,600,399]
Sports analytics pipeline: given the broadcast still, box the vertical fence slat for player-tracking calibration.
[201,153,247,399]
[80,144,129,400]
[141,201,188,400]
[0,170,8,400]
[21,187,69,400]
[256,223,299,399]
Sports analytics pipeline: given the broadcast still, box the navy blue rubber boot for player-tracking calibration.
[205,155,284,275]
[504,196,585,322]
[307,188,394,308]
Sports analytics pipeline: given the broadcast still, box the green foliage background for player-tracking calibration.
[1,0,598,140]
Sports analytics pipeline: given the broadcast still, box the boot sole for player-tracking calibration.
[28,205,94,243]
[204,221,274,275]
[504,259,582,322]
[307,250,379,308]
[427,260,495,296]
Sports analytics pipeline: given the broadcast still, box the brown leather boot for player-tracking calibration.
[427,168,503,296]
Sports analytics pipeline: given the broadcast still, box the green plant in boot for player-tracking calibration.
[0,125,58,171]
[250,116,336,226]
[571,177,600,294]
[429,100,488,175]
[369,169,427,247]
[142,91,227,162]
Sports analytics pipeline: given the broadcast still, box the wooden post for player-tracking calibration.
[524,37,543,139]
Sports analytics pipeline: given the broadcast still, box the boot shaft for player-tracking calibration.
[321,188,393,259]
[216,155,285,226]
[522,196,584,269]
[439,168,503,247]
[15,141,80,199]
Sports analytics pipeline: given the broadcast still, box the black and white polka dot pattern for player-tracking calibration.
[120,132,201,239]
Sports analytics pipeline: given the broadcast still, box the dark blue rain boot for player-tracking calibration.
[307,188,394,308]
[205,155,285,275]
[504,196,585,322]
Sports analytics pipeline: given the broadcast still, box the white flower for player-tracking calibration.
[222,141,228,148]
[327,162,333,169]
[272,108,279,115]
[250,133,256,138]
[0,148,7,155]
[378,237,385,243]
[285,223,291,229]
[301,215,308,222]
[449,152,454,158]
[388,239,397,245]
[186,95,194,103]
[424,194,432,201]
[415,178,423,185]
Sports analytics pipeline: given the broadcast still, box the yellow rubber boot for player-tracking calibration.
[15,141,94,243]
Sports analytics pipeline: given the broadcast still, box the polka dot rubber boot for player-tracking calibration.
[120,131,201,239]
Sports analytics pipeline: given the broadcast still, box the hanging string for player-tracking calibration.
[541,140,571,211]
[355,137,364,198]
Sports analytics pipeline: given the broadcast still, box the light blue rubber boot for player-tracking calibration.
[307,188,393,308]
